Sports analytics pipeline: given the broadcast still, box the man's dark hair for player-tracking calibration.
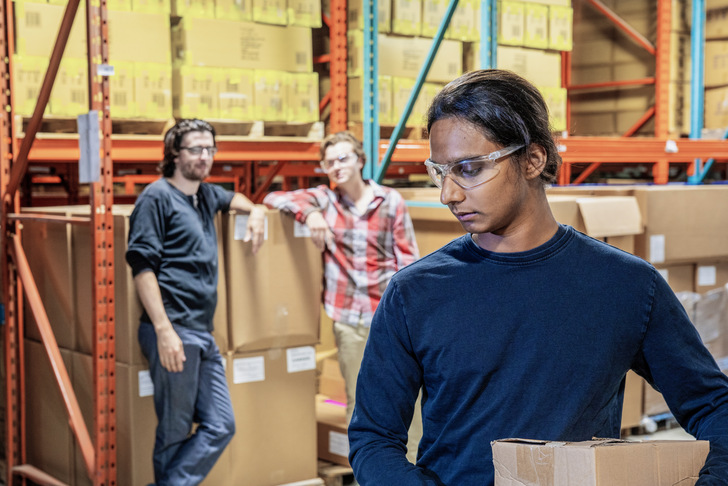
[160,119,217,178]
[426,69,562,185]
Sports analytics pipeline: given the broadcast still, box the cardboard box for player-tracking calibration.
[695,262,728,293]
[498,0,525,46]
[347,0,392,32]
[705,40,728,88]
[133,0,171,14]
[50,57,89,117]
[621,370,643,429]
[694,285,728,359]
[632,186,728,264]
[172,18,313,72]
[288,72,320,123]
[549,5,573,51]
[25,340,75,484]
[347,75,394,125]
[524,3,550,49]
[541,86,567,132]
[134,62,173,120]
[223,210,322,353]
[173,64,219,119]
[492,438,709,485]
[392,77,433,128]
[348,32,463,83]
[214,0,252,20]
[21,210,77,351]
[447,0,480,41]
[108,11,172,64]
[216,67,255,121]
[253,70,290,122]
[12,55,50,117]
[319,358,346,403]
[316,394,350,466]
[706,8,728,40]
[253,0,287,25]
[109,61,136,118]
[227,347,318,484]
[171,0,215,17]
[392,0,422,35]
[655,263,695,293]
[496,45,562,88]
[288,0,322,27]
[704,85,728,131]
[14,1,87,58]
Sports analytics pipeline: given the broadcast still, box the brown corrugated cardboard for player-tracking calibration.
[348,76,394,124]
[696,263,728,293]
[498,0,525,46]
[172,18,313,72]
[319,358,347,403]
[223,210,322,353]
[14,1,87,58]
[25,339,75,484]
[705,40,728,88]
[621,371,643,429]
[632,186,728,264]
[655,264,696,293]
[391,0,422,35]
[227,347,318,484]
[347,0,392,32]
[316,394,350,466]
[704,85,728,130]
[496,46,562,88]
[173,64,220,120]
[492,438,709,485]
[288,0,322,27]
[108,11,171,64]
[13,55,49,117]
[134,62,173,120]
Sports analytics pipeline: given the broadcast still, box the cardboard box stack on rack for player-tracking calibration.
[399,184,728,430]
[12,0,322,126]
[21,206,325,485]
[704,0,728,131]
[344,0,571,136]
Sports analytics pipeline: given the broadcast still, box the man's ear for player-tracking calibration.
[524,144,548,181]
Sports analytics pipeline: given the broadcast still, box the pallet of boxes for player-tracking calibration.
[22,205,325,485]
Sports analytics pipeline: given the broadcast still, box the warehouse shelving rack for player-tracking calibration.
[2,0,728,483]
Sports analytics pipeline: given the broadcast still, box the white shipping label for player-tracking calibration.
[287,346,316,373]
[138,370,154,397]
[294,220,312,237]
[650,235,666,263]
[234,214,268,241]
[697,265,718,286]
[329,430,350,457]
[233,356,265,384]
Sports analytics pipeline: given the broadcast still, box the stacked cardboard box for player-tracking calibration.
[704,6,728,130]
[22,205,323,484]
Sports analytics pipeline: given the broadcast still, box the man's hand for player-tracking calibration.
[243,204,267,254]
[156,325,186,373]
[306,211,334,252]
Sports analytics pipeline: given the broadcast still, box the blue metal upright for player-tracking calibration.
[480,0,498,68]
[362,0,379,180]
[687,0,710,184]
[373,0,461,183]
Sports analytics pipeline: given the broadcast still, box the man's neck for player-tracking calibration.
[337,178,368,202]
[167,174,201,196]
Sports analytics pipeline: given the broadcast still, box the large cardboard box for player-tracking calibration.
[696,262,728,293]
[524,3,550,49]
[109,61,136,118]
[227,347,318,484]
[656,263,696,293]
[621,370,643,429]
[496,45,562,89]
[288,0,322,27]
[549,5,573,51]
[347,32,463,83]
[216,67,255,121]
[347,75,394,125]
[12,55,49,117]
[214,0,252,20]
[316,394,350,466]
[134,62,173,120]
[223,210,322,353]
[173,64,219,120]
[50,57,89,117]
[492,438,709,485]
[347,0,392,32]
[171,0,215,17]
[21,210,77,351]
[288,72,320,123]
[253,0,287,25]
[391,0,422,35]
[172,18,313,72]
[632,186,728,264]
[14,1,87,58]
[705,40,728,88]
[498,0,525,46]
[108,11,171,64]
[704,85,728,130]
[25,339,75,484]
[253,70,290,122]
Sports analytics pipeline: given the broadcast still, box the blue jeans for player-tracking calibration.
[139,322,235,486]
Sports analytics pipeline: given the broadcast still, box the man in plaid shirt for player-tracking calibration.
[264,131,421,459]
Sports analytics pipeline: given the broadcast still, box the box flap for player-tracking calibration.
[576,196,643,238]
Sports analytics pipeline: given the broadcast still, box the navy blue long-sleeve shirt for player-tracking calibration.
[349,224,728,485]
[125,178,233,332]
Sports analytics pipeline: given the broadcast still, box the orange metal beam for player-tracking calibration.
[10,234,96,477]
[654,0,671,138]
[585,0,656,55]
[329,0,347,133]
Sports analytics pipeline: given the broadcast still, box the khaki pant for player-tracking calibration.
[333,320,423,464]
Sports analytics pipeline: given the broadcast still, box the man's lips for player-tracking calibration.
[451,210,477,221]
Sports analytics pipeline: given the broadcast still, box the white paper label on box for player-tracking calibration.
[138,370,154,397]
[697,265,718,286]
[234,214,268,241]
[287,346,316,373]
[233,356,265,384]
[294,220,312,237]
[650,235,666,263]
[329,430,350,457]
[658,268,669,282]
